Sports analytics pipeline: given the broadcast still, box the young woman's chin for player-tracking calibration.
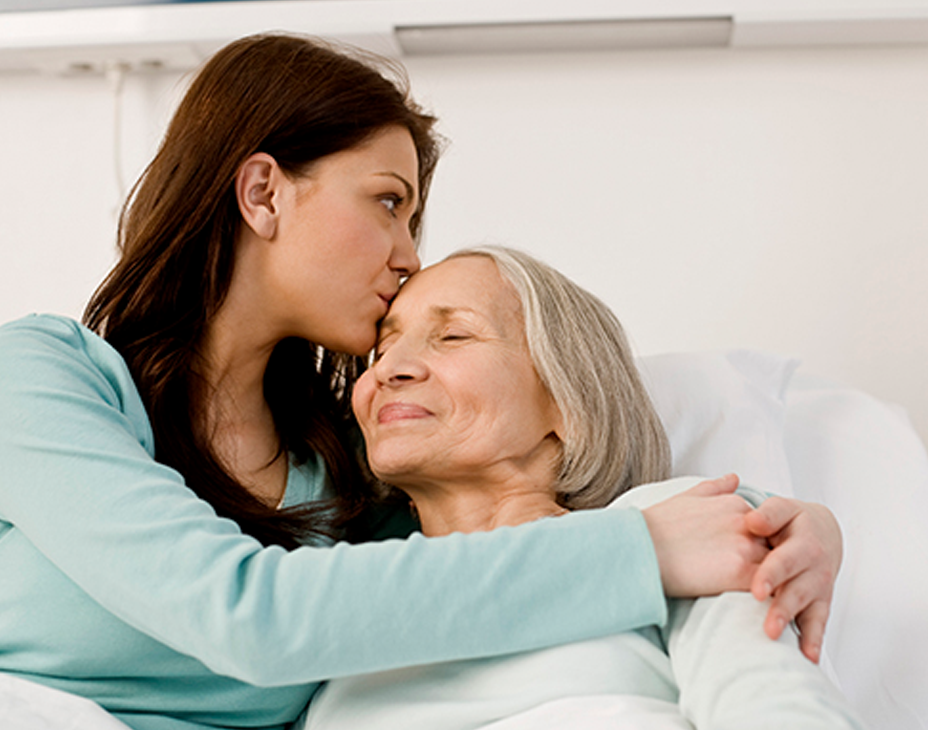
[322,329,378,358]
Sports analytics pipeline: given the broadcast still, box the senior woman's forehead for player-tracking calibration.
[395,256,523,326]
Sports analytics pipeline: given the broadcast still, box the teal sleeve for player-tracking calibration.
[0,315,666,688]
[735,484,770,508]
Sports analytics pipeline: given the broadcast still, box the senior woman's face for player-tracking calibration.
[352,256,562,490]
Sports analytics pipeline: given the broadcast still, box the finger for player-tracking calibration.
[795,600,831,664]
[751,534,818,600]
[768,570,831,630]
[744,496,802,540]
[763,601,790,641]
[687,473,740,497]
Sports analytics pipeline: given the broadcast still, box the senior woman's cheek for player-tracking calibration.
[351,372,376,429]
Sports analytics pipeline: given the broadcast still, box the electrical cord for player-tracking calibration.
[104,61,130,207]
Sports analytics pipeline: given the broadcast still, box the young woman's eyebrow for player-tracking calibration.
[374,172,417,206]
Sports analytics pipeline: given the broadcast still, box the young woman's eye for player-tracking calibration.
[379,194,402,216]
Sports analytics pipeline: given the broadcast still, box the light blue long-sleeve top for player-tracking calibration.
[0,314,666,730]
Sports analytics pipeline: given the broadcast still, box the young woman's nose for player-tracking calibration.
[390,225,420,279]
[374,339,428,386]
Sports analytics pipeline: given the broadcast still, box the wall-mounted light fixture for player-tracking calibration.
[396,17,733,56]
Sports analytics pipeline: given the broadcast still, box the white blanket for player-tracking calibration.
[478,696,694,730]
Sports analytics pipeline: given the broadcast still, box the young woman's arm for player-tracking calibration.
[0,315,668,687]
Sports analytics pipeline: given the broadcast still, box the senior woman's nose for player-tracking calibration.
[374,339,429,386]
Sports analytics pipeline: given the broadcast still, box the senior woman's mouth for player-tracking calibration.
[377,402,432,424]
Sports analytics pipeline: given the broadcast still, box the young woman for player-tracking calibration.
[0,34,839,730]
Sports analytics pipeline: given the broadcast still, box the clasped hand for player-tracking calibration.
[642,474,841,664]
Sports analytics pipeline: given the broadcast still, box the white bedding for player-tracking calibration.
[2,350,925,730]
[642,351,928,730]
[476,696,693,730]
[784,373,928,730]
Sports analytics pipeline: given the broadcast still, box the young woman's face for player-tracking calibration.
[352,256,562,491]
[263,126,421,355]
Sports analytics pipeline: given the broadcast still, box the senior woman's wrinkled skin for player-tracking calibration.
[352,256,566,536]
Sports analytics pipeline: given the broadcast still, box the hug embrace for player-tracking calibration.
[0,33,860,730]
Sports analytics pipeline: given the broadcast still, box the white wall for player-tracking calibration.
[1,43,927,447]
[0,69,178,319]
[409,46,928,448]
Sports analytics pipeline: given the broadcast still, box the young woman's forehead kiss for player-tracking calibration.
[232,125,422,356]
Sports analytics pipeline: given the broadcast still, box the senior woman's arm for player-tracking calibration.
[666,593,865,729]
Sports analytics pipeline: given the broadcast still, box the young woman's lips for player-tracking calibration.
[377,402,432,424]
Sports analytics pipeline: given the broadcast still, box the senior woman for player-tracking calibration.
[300,246,865,730]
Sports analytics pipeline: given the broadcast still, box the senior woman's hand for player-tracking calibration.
[745,497,842,664]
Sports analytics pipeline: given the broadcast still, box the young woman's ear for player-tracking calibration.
[235,153,282,240]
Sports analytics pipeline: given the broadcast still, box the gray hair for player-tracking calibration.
[445,245,671,509]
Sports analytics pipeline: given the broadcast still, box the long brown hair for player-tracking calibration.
[83,34,440,548]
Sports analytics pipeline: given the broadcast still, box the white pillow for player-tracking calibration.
[784,374,928,730]
[637,350,799,497]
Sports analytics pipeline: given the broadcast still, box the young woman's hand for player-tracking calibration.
[642,474,842,664]
[642,474,770,598]
[745,497,842,664]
